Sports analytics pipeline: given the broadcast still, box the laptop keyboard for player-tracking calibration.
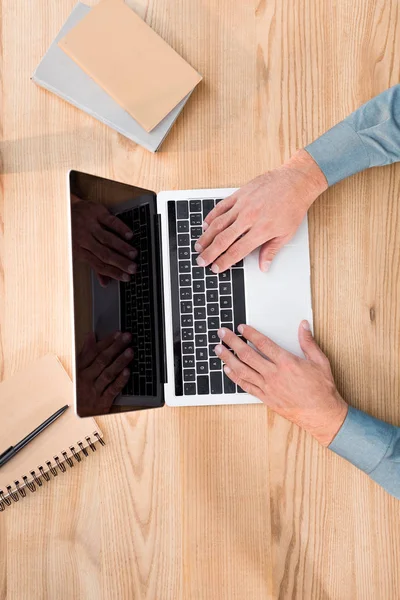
[118,205,156,396]
[168,199,247,396]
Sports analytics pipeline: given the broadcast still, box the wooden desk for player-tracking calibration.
[1,1,399,598]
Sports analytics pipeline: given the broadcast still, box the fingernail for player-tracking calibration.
[237,324,244,334]
[211,263,220,274]
[122,332,131,342]
[124,348,133,357]
[217,328,225,339]
[195,242,202,252]
[114,331,121,339]
[125,232,133,240]
[129,250,138,259]
[123,368,130,376]
[261,261,271,273]
[224,365,231,374]
[122,273,130,282]
[302,320,311,331]
[214,344,222,355]
[196,256,206,267]
[202,222,208,231]
[128,264,137,274]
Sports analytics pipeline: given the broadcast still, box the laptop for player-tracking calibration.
[68,171,313,416]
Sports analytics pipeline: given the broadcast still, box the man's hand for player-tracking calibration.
[71,195,137,286]
[214,322,348,446]
[195,149,327,273]
[77,331,133,416]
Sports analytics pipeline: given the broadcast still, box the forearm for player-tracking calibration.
[329,406,400,499]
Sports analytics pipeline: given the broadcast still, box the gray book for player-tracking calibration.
[32,3,191,152]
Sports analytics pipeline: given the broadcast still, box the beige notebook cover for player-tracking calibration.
[0,355,103,508]
[58,0,202,132]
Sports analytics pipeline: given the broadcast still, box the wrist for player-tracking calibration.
[283,148,328,210]
[310,393,349,447]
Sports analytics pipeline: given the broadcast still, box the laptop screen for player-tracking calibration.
[69,171,165,417]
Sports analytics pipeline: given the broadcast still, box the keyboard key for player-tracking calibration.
[206,276,218,288]
[178,221,189,233]
[221,309,233,322]
[182,342,194,354]
[190,213,202,225]
[205,265,214,276]
[182,328,194,341]
[209,357,221,370]
[195,334,207,347]
[233,259,244,267]
[180,301,192,313]
[193,280,205,292]
[184,369,196,382]
[223,373,236,393]
[178,234,190,246]
[180,274,191,286]
[181,315,193,327]
[192,267,204,279]
[232,268,246,328]
[237,385,247,393]
[179,247,190,260]
[206,290,218,303]
[180,288,192,300]
[203,199,214,218]
[194,307,206,319]
[195,320,207,333]
[191,227,202,239]
[190,200,201,212]
[207,303,219,316]
[220,296,232,308]
[179,261,191,273]
[191,240,197,252]
[208,330,219,343]
[194,293,205,306]
[184,382,196,395]
[208,317,220,329]
[196,362,208,375]
[219,282,231,295]
[210,371,222,394]
[209,344,217,355]
[191,254,199,266]
[177,200,189,219]
[197,376,210,394]
[216,198,223,204]
[221,322,233,332]
[219,271,231,281]
[183,355,195,368]
[196,348,208,361]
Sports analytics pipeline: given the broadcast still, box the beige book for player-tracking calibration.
[58,0,202,132]
[0,355,104,510]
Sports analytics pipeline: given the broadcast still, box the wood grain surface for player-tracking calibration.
[1,0,399,599]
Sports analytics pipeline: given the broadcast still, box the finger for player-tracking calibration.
[237,324,284,364]
[95,347,134,394]
[202,194,237,230]
[196,221,243,269]
[78,331,118,369]
[217,327,272,374]
[102,367,131,404]
[98,210,133,241]
[209,232,260,273]
[195,210,238,254]
[93,226,138,261]
[259,235,288,273]
[298,321,328,367]
[87,332,132,379]
[97,273,110,287]
[214,343,265,388]
[79,248,131,282]
[223,364,265,399]
[88,238,137,275]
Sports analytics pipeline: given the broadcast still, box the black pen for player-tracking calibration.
[0,405,69,468]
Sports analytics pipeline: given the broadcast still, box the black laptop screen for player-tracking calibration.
[69,171,165,417]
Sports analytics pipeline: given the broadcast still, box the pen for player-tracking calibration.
[0,404,69,468]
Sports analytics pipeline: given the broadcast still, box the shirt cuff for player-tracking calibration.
[329,406,396,474]
[305,121,370,186]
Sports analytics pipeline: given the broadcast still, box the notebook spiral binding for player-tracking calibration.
[0,431,105,512]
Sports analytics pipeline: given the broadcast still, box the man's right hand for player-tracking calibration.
[195,149,327,274]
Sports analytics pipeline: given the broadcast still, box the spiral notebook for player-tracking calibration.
[0,355,104,511]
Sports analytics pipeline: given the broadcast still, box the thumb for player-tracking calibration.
[259,236,286,272]
[298,321,327,365]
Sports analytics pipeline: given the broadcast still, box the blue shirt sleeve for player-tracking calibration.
[329,406,400,499]
[305,84,400,185]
